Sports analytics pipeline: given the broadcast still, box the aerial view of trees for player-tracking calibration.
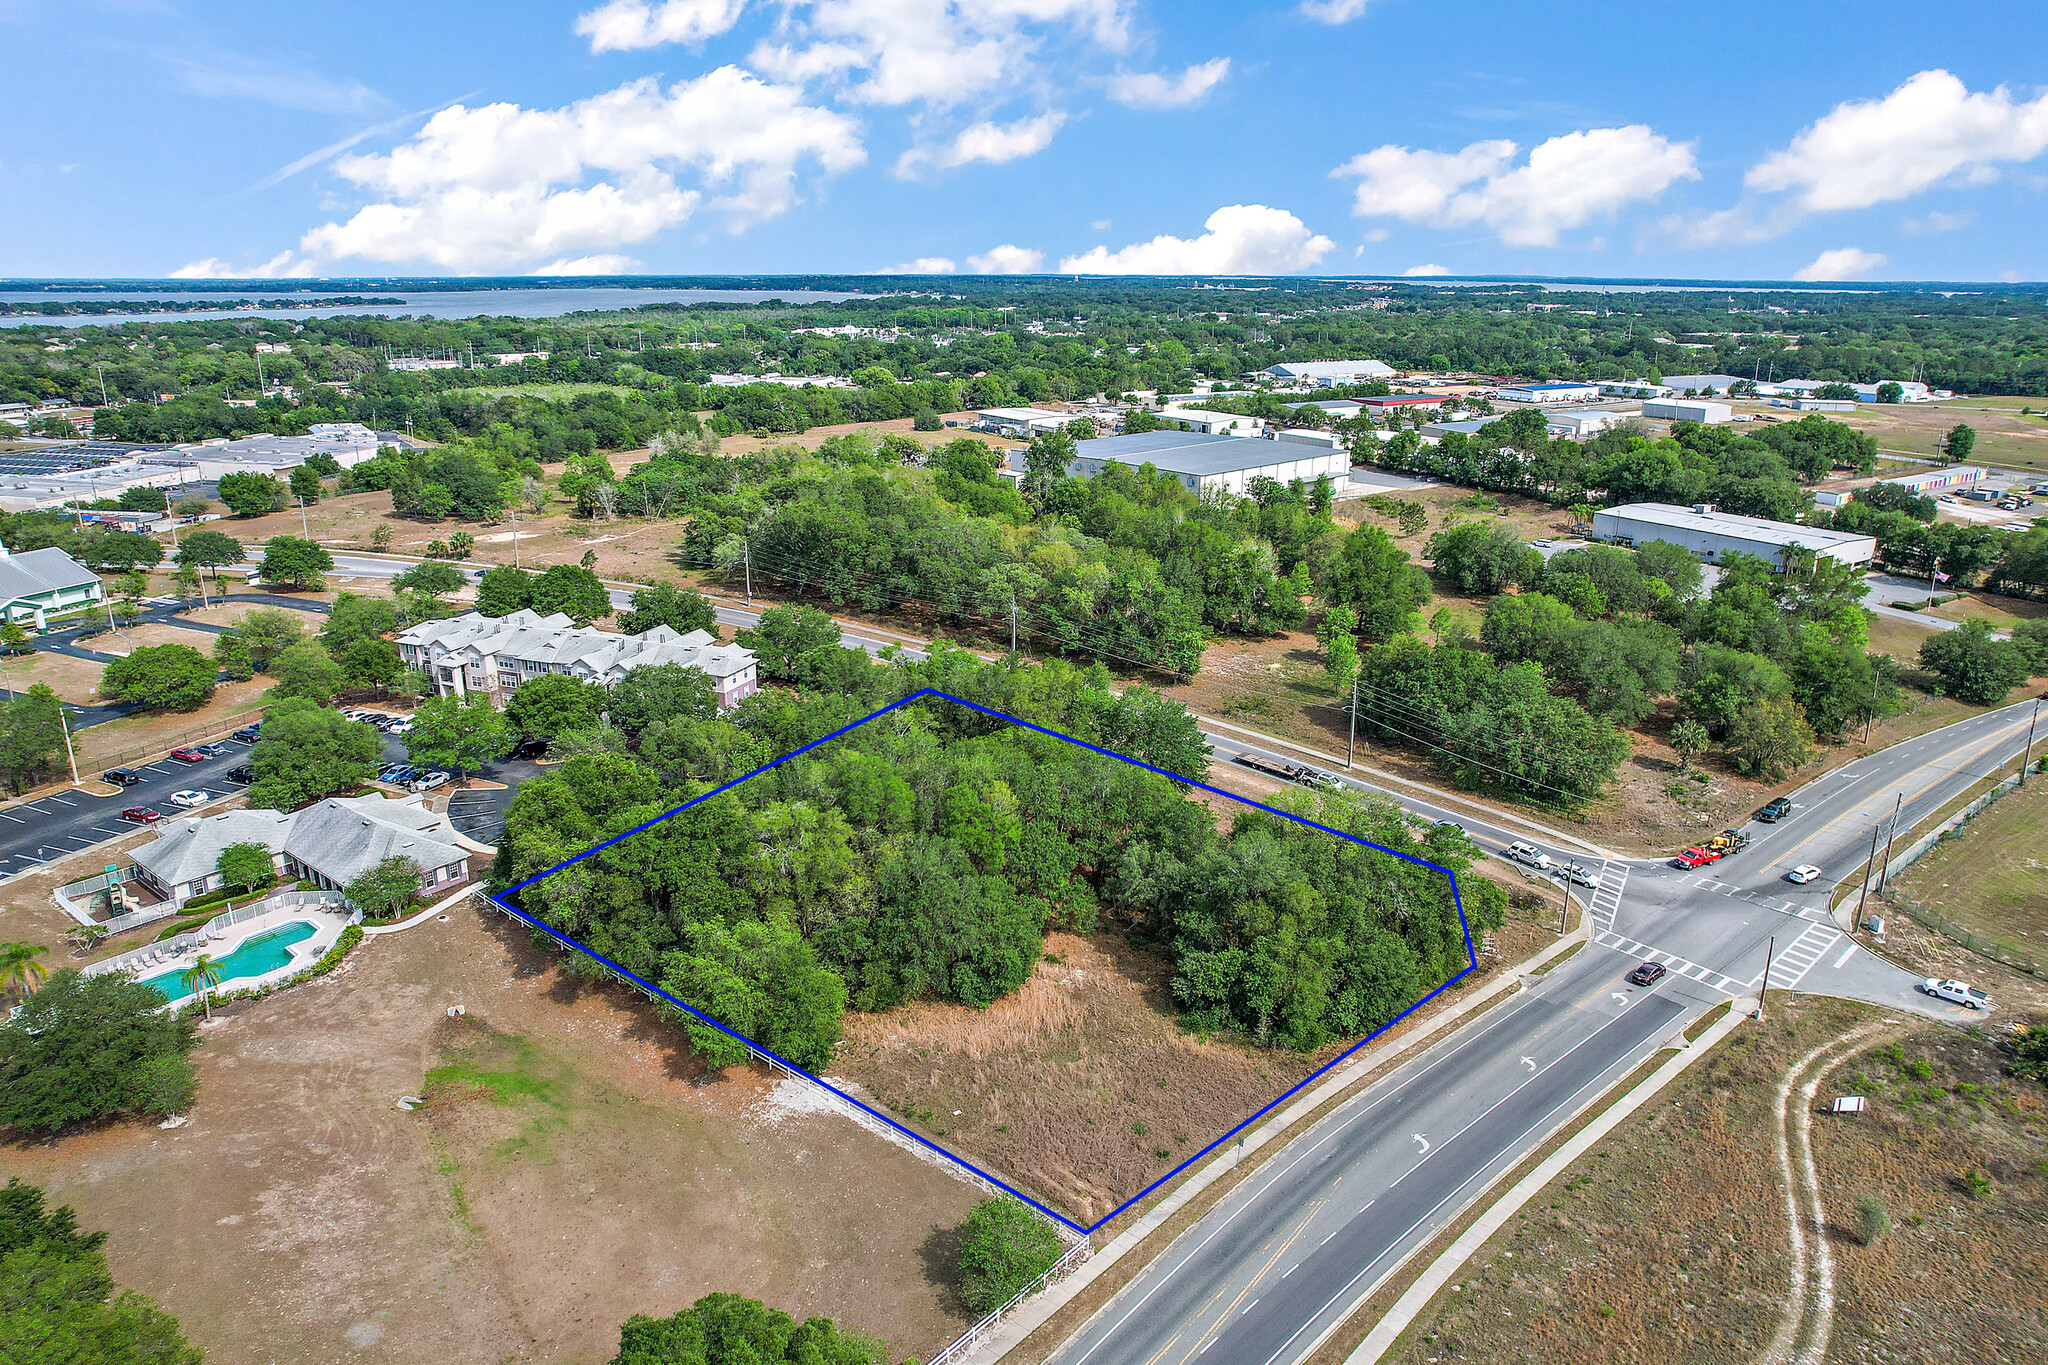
[0,971,199,1133]
[247,698,383,809]
[0,1179,203,1365]
[100,643,216,711]
[500,653,1499,1068]
[611,1292,886,1365]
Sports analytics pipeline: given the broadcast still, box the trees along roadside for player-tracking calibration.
[0,684,68,793]
[256,535,334,591]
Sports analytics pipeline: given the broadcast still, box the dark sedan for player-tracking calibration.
[1628,960,1667,987]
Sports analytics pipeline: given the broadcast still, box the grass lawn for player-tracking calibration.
[1925,593,2048,629]
[1892,776,2048,965]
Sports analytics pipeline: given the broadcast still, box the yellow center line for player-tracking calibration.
[1161,1198,1329,1365]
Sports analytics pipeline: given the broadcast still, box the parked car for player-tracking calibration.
[384,720,414,736]
[1755,797,1793,822]
[102,767,143,786]
[120,806,161,823]
[1786,864,1825,884]
[410,771,451,792]
[197,740,231,757]
[232,724,263,743]
[511,736,549,760]
[1628,960,1668,987]
[224,765,255,784]
[383,765,421,786]
[168,747,205,764]
[169,789,211,809]
[1937,494,1957,504]
[1921,978,1991,1010]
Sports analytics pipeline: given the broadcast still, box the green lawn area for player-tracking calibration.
[1892,777,2048,965]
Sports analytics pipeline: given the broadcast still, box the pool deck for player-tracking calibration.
[86,894,356,1008]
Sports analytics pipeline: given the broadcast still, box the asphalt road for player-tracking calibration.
[0,735,261,879]
[1050,697,2035,1365]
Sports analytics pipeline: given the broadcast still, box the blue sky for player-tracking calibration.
[4,0,2046,282]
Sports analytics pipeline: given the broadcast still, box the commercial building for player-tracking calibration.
[0,543,103,626]
[1357,394,1449,412]
[1879,466,1984,496]
[1151,405,1261,437]
[1592,503,1877,568]
[1288,399,1364,420]
[1656,374,1748,395]
[1067,430,1350,497]
[396,610,760,710]
[1274,429,1347,451]
[1259,360,1396,387]
[1495,382,1600,404]
[0,424,385,511]
[1419,417,1494,439]
[1545,408,1638,438]
[131,796,474,910]
[971,406,1072,437]
[1641,398,1734,424]
[1780,398,1855,412]
[1600,380,1676,399]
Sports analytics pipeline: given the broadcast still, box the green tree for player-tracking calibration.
[117,484,169,513]
[337,636,403,689]
[0,1179,203,1365]
[267,640,345,702]
[1875,381,1904,404]
[1918,617,2030,705]
[2010,617,2048,673]
[1323,527,1431,639]
[0,970,198,1133]
[474,564,534,616]
[172,527,245,592]
[345,856,425,919]
[0,942,50,1002]
[504,673,608,738]
[609,1293,886,1365]
[0,685,67,794]
[392,558,467,605]
[956,1197,1062,1314]
[1726,695,1815,780]
[216,841,277,893]
[1669,719,1710,771]
[288,464,323,503]
[528,563,612,625]
[737,605,842,680]
[233,606,303,671]
[659,918,847,1070]
[100,644,214,712]
[1425,520,1541,595]
[405,692,511,775]
[256,535,333,590]
[1941,422,1976,464]
[1094,685,1212,782]
[321,592,398,653]
[247,697,383,809]
[213,631,255,682]
[172,496,211,518]
[216,471,288,517]
[606,663,718,736]
[617,582,719,637]
[178,953,223,1021]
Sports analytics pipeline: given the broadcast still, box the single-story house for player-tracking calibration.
[0,544,103,627]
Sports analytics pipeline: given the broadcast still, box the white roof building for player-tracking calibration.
[1068,431,1349,497]
[1259,360,1396,387]
[1152,406,1262,438]
[0,543,104,626]
[971,406,1072,436]
[1592,503,1876,568]
[396,610,760,710]
[1642,398,1734,424]
[1496,382,1602,404]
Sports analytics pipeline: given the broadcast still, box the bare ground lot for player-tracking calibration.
[1737,396,2048,475]
[1377,998,2048,1365]
[0,906,984,1365]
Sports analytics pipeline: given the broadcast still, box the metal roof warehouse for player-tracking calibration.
[1066,430,1349,496]
[1591,502,1877,567]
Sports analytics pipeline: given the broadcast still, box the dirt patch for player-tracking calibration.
[1,648,107,704]
[1925,592,2048,629]
[1375,999,2048,1365]
[0,905,985,1365]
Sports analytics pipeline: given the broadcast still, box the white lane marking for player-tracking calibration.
[0,812,21,824]
[1282,1264,1296,1279]
[1413,1134,1429,1155]
[1241,1300,1258,1315]
[47,796,77,806]
[1834,943,1859,969]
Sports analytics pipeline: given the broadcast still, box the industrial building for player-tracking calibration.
[1641,398,1733,424]
[1067,430,1349,497]
[1258,360,1396,387]
[1274,429,1347,451]
[1495,382,1600,404]
[1151,406,1261,437]
[1358,394,1448,412]
[971,406,1073,437]
[1592,503,1877,568]
[1880,466,1984,496]
[0,543,103,626]
[0,424,386,512]
[1545,408,1638,438]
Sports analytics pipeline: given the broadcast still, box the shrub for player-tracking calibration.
[956,1197,1062,1315]
[1853,1193,1891,1245]
[1961,1168,1993,1199]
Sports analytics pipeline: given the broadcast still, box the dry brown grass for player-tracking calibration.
[1893,777,2048,967]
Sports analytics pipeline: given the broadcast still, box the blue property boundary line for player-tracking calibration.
[490,687,1477,1237]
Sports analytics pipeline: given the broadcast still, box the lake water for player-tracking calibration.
[0,286,871,328]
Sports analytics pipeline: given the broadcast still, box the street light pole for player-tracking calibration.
[1853,818,1884,930]
[2021,693,2047,787]
[57,703,80,787]
[1757,935,1776,1020]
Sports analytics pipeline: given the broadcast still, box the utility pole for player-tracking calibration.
[511,508,519,568]
[1009,590,1018,655]
[1874,792,1904,893]
[1757,935,1776,1020]
[1853,818,1884,930]
[297,495,310,539]
[1347,673,1359,771]
[58,702,80,787]
[742,541,753,604]
[95,362,109,406]
[2021,692,2047,787]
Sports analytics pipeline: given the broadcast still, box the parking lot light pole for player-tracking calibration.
[1757,935,1775,1020]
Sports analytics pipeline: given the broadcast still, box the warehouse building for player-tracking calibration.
[972,406,1072,437]
[1151,405,1261,437]
[1880,466,1984,496]
[1259,360,1396,387]
[1067,431,1349,497]
[1358,393,1449,412]
[1496,382,1600,404]
[1546,408,1638,438]
[1641,398,1733,424]
[1592,503,1877,568]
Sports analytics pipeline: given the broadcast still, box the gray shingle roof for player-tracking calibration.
[397,609,755,683]
[131,795,463,892]
[0,546,99,605]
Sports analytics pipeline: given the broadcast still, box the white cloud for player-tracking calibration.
[1333,126,1698,247]
[1107,58,1230,110]
[1748,70,2048,214]
[1792,246,1887,281]
[165,51,381,116]
[1058,204,1334,275]
[752,0,1130,108]
[1091,218,1111,231]
[294,68,863,272]
[880,256,960,273]
[1905,209,1975,235]
[1360,227,1389,243]
[535,254,642,275]
[897,111,1066,176]
[169,251,317,279]
[1402,262,1450,276]
[966,244,1045,273]
[575,0,748,52]
[1300,0,1371,21]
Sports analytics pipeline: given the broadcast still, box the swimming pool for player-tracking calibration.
[138,921,322,1005]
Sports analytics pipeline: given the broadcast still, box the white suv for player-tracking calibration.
[1507,841,1556,872]
[1921,978,1991,1010]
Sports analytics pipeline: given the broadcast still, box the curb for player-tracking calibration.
[966,914,1595,1364]
[1341,996,1752,1365]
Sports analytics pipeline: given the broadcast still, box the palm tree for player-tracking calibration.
[0,941,50,1002]
[181,953,224,1021]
